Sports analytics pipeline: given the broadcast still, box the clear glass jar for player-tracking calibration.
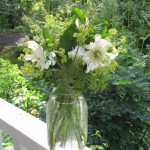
[46,93,88,150]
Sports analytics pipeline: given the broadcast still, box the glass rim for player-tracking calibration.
[49,95,84,104]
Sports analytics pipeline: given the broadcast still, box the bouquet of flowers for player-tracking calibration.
[21,6,123,95]
[20,2,126,150]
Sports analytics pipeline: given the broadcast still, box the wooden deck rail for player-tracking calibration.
[0,98,90,150]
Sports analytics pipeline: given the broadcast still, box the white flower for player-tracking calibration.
[25,41,45,62]
[68,46,85,60]
[24,40,50,70]
[83,34,118,73]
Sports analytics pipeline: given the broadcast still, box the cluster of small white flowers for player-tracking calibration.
[24,41,56,70]
[68,34,118,73]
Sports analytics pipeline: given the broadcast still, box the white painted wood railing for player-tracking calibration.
[0,98,90,150]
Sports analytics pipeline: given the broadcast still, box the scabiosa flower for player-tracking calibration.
[83,34,118,73]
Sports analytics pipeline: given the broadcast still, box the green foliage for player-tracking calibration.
[88,82,150,149]
[58,21,77,53]
[1,131,13,148]
[72,7,86,24]
[42,27,53,45]
[12,87,46,117]
[117,0,150,52]
[0,0,35,30]
[0,58,46,118]
[0,58,25,101]
[93,0,118,28]
[44,0,89,13]
[19,1,48,39]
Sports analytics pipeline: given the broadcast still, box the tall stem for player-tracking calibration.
[73,46,80,62]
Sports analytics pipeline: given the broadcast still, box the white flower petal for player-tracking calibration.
[112,47,118,57]
[106,47,118,59]
[86,63,99,73]
[68,46,85,60]
[24,54,33,60]
[95,34,101,42]
[86,18,89,25]
[36,59,47,70]
[27,41,40,51]
[34,49,45,58]
[106,53,116,59]
[45,61,51,69]
[31,57,37,62]
[51,52,56,57]
[49,52,56,66]
[75,19,80,27]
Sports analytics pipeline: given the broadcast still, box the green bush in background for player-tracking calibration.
[0,58,46,117]
[0,0,36,31]
[0,58,25,100]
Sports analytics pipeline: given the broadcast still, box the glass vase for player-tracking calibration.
[46,93,88,150]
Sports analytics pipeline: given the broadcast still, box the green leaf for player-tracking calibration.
[99,21,109,37]
[100,26,108,37]
[42,27,53,45]
[93,18,109,26]
[58,22,77,52]
[92,18,102,24]
[72,7,85,24]
[103,20,109,25]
